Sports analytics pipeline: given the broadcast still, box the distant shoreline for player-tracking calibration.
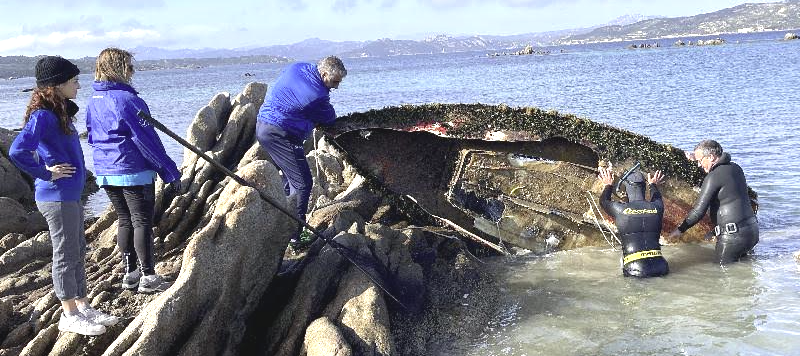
[557,28,800,45]
[0,55,291,81]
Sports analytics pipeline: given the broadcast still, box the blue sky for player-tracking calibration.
[0,0,776,57]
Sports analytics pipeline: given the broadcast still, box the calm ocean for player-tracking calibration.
[1,31,798,355]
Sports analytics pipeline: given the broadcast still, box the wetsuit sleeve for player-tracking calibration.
[678,174,719,232]
[599,185,623,218]
[122,98,181,183]
[649,183,664,213]
[9,113,53,181]
[306,96,337,126]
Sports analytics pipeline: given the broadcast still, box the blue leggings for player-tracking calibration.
[256,122,312,236]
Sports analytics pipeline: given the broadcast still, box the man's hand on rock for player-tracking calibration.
[164,180,182,196]
[666,228,682,243]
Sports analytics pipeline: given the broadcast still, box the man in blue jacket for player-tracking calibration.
[256,56,347,249]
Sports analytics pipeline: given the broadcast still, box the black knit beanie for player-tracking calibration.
[35,56,80,87]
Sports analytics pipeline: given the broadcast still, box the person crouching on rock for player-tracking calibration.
[598,167,669,277]
[668,140,759,264]
[255,56,347,250]
[9,56,119,336]
[86,48,181,293]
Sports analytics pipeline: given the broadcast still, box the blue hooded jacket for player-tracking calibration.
[256,63,336,141]
[9,109,86,202]
[86,81,180,183]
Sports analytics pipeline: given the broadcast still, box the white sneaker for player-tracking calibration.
[58,312,106,336]
[79,306,119,326]
[122,268,141,290]
[137,274,170,294]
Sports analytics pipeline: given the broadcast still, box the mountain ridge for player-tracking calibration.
[560,1,800,44]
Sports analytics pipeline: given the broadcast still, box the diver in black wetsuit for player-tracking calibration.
[599,167,669,277]
[669,140,759,264]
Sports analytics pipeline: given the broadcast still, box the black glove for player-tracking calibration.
[164,180,182,196]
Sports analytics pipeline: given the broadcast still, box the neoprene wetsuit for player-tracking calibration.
[677,152,759,263]
[600,178,669,278]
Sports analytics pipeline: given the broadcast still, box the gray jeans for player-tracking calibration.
[36,201,87,301]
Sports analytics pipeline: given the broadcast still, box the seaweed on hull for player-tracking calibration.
[323,103,758,253]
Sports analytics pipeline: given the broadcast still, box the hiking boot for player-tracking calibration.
[289,229,317,250]
[79,306,119,327]
[122,268,141,290]
[289,238,306,251]
[138,274,171,294]
[58,312,106,336]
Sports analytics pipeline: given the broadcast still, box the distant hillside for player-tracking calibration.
[560,1,800,44]
[0,55,289,80]
[129,15,652,60]
[0,56,96,80]
[339,14,655,57]
[131,38,365,61]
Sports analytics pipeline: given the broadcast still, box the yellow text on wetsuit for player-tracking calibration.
[623,250,663,265]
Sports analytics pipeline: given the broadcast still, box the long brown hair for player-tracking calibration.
[23,87,74,135]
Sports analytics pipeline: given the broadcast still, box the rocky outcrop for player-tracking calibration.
[627,42,661,49]
[303,317,353,356]
[1,82,498,356]
[487,44,552,56]
[674,38,726,46]
[0,198,47,237]
[103,161,293,356]
[696,38,726,46]
[0,128,33,205]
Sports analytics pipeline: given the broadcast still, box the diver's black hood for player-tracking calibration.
[624,171,646,202]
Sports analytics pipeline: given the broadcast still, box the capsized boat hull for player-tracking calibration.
[324,104,751,252]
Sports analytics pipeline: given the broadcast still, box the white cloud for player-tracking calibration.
[0,29,160,55]
[0,35,36,53]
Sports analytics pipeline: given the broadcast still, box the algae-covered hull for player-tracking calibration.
[325,104,744,252]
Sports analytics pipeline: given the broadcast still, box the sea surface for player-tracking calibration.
[1,31,798,355]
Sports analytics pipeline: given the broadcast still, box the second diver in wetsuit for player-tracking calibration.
[668,139,759,264]
[599,167,668,277]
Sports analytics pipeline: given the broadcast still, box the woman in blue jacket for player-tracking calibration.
[256,56,347,249]
[10,56,118,336]
[86,48,181,294]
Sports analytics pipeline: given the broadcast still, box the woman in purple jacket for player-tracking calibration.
[256,56,347,250]
[10,56,118,336]
[86,48,181,293]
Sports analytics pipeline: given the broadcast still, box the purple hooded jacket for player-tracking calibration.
[9,109,86,202]
[85,81,180,183]
[256,63,336,142]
